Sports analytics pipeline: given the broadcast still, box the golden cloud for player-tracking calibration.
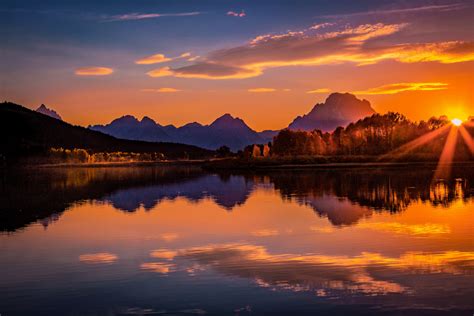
[151,23,474,80]
[137,52,195,65]
[160,233,179,242]
[75,67,113,76]
[353,82,448,95]
[248,88,277,93]
[136,53,171,65]
[141,88,181,93]
[79,252,118,264]
[147,66,174,77]
[307,88,331,94]
[251,229,279,236]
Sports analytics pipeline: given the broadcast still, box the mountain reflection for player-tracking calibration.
[1,165,472,232]
[103,174,253,212]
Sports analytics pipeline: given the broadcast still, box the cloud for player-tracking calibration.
[248,88,277,93]
[136,52,195,65]
[353,82,448,95]
[105,12,201,22]
[79,252,118,264]
[307,88,331,94]
[148,63,261,79]
[150,22,474,80]
[147,66,174,77]
[251,229,279,236]
[141,88,181,93]
[310,23,334,30]
[321,3,470,19]
[136,53,171,65]
[75,67,113,76]
[160,233,179,242]
[187,55,200,62]
[227,10,246,17]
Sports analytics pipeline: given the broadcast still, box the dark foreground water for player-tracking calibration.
[0,165,473,315]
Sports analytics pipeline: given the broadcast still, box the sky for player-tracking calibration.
[1,0,473,131]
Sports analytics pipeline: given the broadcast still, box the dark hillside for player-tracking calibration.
[0,102,213,163]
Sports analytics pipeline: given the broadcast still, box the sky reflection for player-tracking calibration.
[0,166,473,315]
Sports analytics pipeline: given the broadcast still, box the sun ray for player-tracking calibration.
[433,126,459,181]
[463,121,474,128]
[379,124,450,160]
[458,125,474,155]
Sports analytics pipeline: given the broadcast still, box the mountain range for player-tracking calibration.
[89,93,376,151]
[90,113,273,151]
[0,102,212,162]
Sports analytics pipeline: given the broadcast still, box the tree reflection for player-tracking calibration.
[1,165,472,232]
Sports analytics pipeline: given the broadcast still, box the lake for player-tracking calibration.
[1,165,473,315]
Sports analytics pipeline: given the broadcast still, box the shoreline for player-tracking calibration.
[4,158,474,170]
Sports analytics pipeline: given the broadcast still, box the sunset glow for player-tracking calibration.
[1,2,473,315]
[451,118,463,126]
[1,1,472,129]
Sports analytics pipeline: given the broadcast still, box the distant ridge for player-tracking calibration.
[36,104,62,121]
[288,93,376,132]
[90,113,273,151]
[89,93,376,150]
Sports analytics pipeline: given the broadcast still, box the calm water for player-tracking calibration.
[1,165,473,315]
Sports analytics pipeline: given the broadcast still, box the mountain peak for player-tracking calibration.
[111,115,139,125]
[182,121,203,128]
[211,113,247,128]
[141,116,157,125]
[288,92,375,132]
[35,104,62,121]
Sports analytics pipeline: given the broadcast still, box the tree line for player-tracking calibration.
[48,148,165,164]
[270,113,472,158]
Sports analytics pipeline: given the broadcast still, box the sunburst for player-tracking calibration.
[383,118,473,181]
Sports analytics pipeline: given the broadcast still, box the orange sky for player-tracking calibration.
[2,1,473,131]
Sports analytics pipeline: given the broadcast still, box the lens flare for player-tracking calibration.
[451,118,462,126]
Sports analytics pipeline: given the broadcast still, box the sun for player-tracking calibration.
[451,118,462,126]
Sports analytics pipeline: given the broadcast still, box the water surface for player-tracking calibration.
[1,166,473,315]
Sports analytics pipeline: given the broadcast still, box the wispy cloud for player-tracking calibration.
[147,67,174,77]
[136,52,195,65]
[307,88,331,94]
[251,229,279,236]
[136,53,171,65]
[148,22,474,80]
[227,10,246,17]
[105,11,201,22]
[309,23,334,30]
[141,88,181,93]
[353,82,448,95]
[75,67,113,76]
[248,88,277,93]
[321,3,470,18]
